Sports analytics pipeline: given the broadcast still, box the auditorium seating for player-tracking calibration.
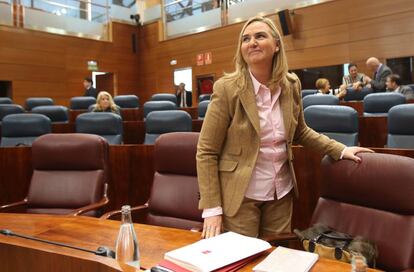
[304,105,359,146]
[0,113,51,147]
[387,104,414,148]
[25,97,54,111]
[144,110,192,144]
[0,104,24,121]
[31,105,69,123]
[0,97,13,104]
[363,93,406,116]
[102,132,203,231]
[150,93,177,104]
[114,95,139,108]
[70,96,96,110]
[312,153,414,271]
[75,112,123,144]
[198,100,210,120]
[0,133,109,216]
[302,94,339,109]
[301,89,318,98]
[143,101,177,118]
[199,94,211,102]
[343,87,372,101]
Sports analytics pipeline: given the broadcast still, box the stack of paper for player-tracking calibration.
[253,246,318,272]
[162,232,271,272]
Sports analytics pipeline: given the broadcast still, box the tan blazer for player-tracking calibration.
[196,73,345,217]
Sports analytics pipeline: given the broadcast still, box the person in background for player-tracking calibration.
[316,78,346,99]
[92,91,120,115]
[197,16,372,239]
[176,83,192,107]
[386,74,414,100]
[364,57,392,92]
[340,63,366,92]
[83,77,98,98]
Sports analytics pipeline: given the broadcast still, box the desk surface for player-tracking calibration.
[0,213,380,272]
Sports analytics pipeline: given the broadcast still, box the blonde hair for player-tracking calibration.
[315,78,329,91]
[223,16,289,90]
[95,91,118,112]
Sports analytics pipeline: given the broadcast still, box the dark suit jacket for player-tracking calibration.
[371,64,392,92]
[396,85,414,100]
[176,90,192,107]
[84,87,98,98]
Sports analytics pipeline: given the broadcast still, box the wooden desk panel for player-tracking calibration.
[358,116,388,148]
[0,214,381,272]
[340,101,364,115]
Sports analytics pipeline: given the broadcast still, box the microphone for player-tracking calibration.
[0,229,115,258]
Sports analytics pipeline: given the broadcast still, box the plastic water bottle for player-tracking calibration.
[115,205,140,269]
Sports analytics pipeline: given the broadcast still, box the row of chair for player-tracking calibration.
[303,92,407,116]
[0,110,195,146]
[304,104,414,148]
[0,132,412,271]
[143,100,210,119]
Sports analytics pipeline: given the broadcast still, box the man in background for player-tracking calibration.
[175,83,192,107]
[83,77,98,98]
[386,74,414,100]
[364,57,392,92]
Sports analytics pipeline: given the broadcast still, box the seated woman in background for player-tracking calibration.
[316,78,346,99]
[92,91,120,115]
[339,63,367,92]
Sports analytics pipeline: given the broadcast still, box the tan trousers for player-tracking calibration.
[222,192,293,238]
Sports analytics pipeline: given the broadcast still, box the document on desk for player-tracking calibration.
[163,232,271,272]
[253,246,318,272]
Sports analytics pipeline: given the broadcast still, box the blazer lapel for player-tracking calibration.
[280,83,292,139]
[238,79,260,135]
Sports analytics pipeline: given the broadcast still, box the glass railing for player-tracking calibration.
[159,0,330,39]
[0,0,13,26]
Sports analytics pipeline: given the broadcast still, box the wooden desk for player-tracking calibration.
[0,213,380,272]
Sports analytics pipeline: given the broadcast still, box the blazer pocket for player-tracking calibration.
[218,159,238,172]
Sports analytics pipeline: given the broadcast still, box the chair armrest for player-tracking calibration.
[401,269,414,272]
[261,232,298,243]
[0,199,28,212]
[69,196,109,216]
[100,204,149,220]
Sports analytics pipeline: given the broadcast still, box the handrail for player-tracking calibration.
[25,0,110,10]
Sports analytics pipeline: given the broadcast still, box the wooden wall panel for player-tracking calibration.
[0,22,140,106]
[135,0,414,104]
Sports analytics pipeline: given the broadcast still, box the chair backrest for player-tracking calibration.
[145,132,202,230]
[70,96,97,110]
[1,113,51,147]
[76,112,123,144]
[302,94,339,109]
[363,93,406,116]
[343,87,372,101]
[198,100,210,120]
[143,101,177,118]
[31,105,69,123]
[26,97,54,111]
[301,89,318,98]
[144,110,192,144]
[313,153,414,271]
[0,104,25,121]
[150,93,177,104]
[304,105,359,146]
[199,94,211,102]
[114,95,139,108]
[387,104,414,148]
[0,97,13,104]
[27,133,109,216]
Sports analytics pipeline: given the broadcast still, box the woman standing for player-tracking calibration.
[197,16,372,239]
